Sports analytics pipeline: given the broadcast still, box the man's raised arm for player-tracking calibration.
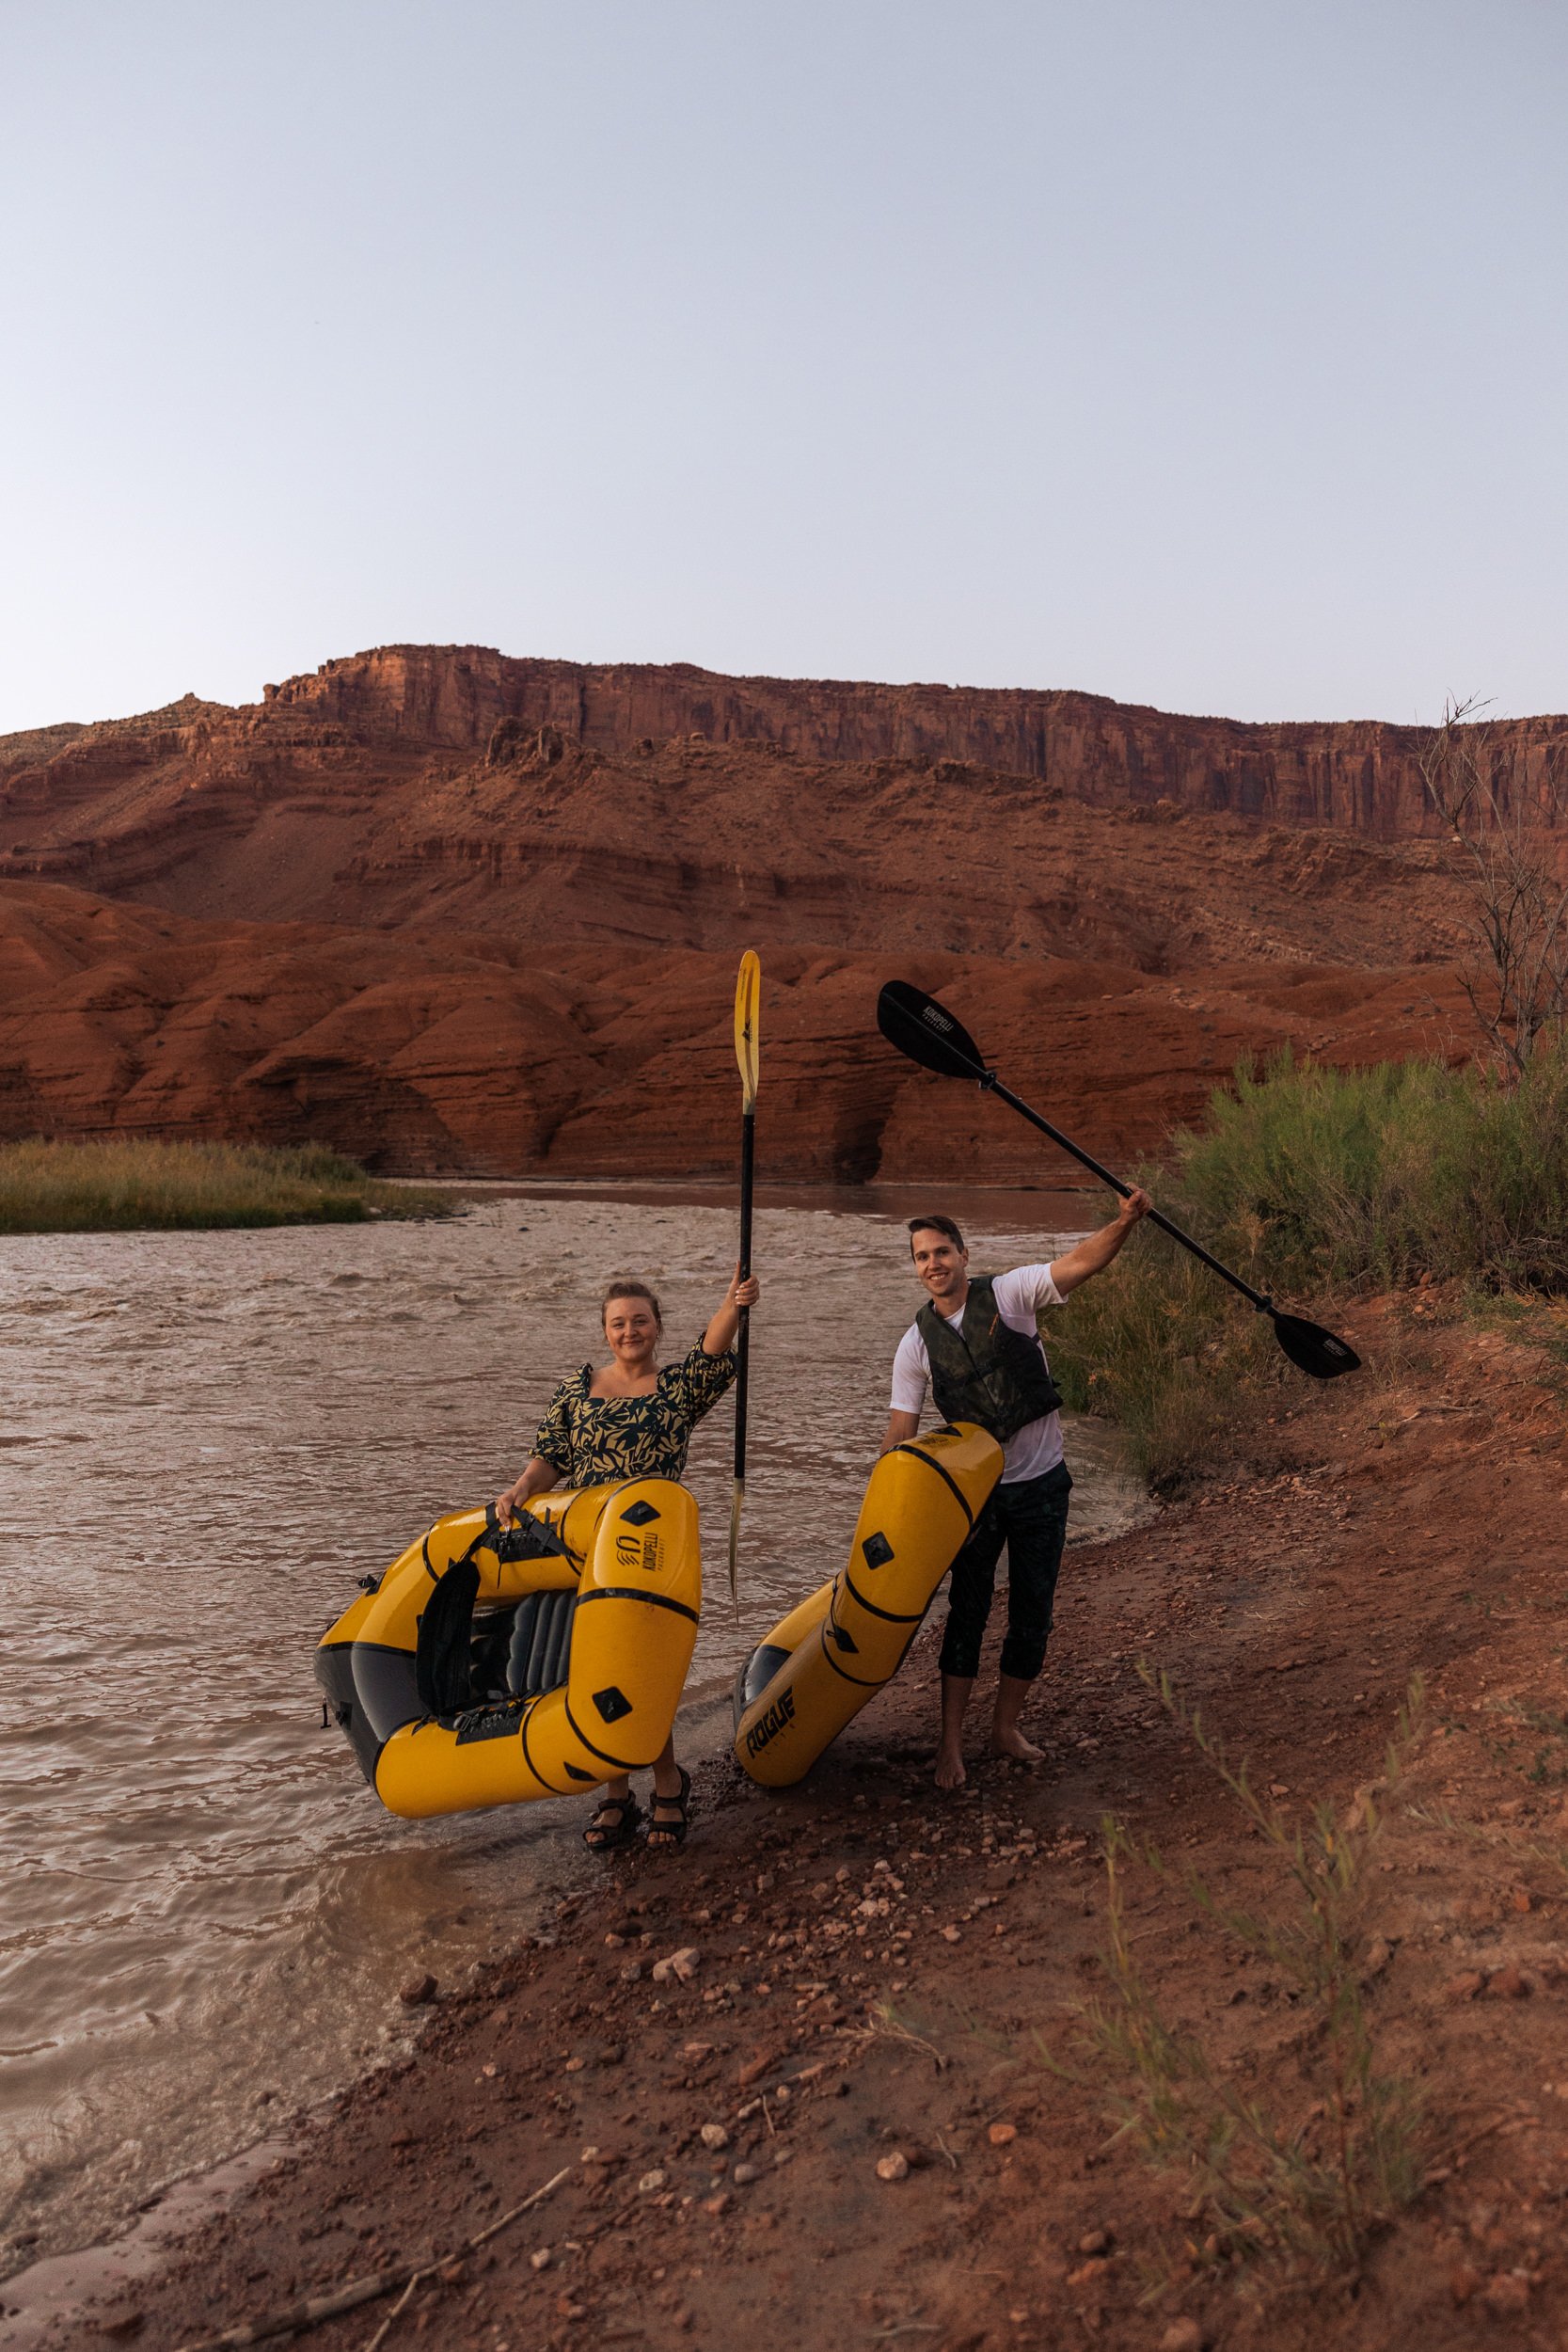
[1048,1187,1153,1296]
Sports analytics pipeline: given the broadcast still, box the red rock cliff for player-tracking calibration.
[261,646,1567,835]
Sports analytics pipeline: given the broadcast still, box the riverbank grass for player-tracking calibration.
[1053,1042,1568,1485]
[0,1138,456,1232]
[1075,1672,1429,2280]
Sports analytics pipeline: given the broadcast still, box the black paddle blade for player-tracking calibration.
[1269,1310,1361,1380]
[877,980,990,1081]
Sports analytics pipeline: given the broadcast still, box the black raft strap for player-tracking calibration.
[489,1507,573,1567]
[416,1558,481,1719]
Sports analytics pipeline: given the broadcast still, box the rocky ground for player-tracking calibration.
[19,1294,1568,2352]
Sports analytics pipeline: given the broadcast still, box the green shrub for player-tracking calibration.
[0,1136,456,1232]
[1051,1223,1282,1487]
[1180,1042,1568,1295]
[1051,1041,1568,1483]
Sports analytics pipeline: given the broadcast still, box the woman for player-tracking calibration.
[495,1263,759,1853]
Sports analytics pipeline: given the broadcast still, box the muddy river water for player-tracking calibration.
[0,1187,1147,2273]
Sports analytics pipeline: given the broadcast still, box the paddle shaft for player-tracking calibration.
[734,1107,755,1477]
[984,1073,1272,1313]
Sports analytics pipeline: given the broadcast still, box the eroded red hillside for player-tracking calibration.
[0,878,1469,1181]
[0,647,1521,1175]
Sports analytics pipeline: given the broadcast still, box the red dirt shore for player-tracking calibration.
[39,1302,1568,2352]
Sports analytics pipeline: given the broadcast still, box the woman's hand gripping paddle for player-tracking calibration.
[876,978,1360,1381]
[729,952,762,1614]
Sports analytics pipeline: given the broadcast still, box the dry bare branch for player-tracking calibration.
[1420,696,1568,1074]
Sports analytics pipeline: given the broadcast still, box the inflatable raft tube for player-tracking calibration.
[315,1477,701,1820]
[732,1422,1003,1787]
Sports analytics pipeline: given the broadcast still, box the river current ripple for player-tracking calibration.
[0,1191,1144,2269]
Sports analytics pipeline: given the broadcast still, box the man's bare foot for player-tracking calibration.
[990,1724,1044,1765]
[934,1741,967,1791]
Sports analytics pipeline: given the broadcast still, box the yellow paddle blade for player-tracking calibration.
[727,1478,744,1616]
[734,950,761,1114]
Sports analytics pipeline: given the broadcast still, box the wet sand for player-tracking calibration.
[0,1188,1141,2275]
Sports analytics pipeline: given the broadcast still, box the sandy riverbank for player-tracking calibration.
[16,1295,1568,2352]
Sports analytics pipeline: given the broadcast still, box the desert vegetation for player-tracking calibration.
[1420,695,1568,1074]
[1072,1672,1429,2281]
[0,1137,456,1233]
[1053,1043,1568,1483]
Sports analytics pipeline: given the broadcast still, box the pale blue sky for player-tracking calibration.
[2,0,1563,735]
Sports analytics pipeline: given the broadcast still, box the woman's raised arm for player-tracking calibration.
[701,1262,761,1357]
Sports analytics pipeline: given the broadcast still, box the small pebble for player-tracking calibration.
[1077,2227,1110,2254]
[529,2249,552,2273]
[732,2162,761,2185]
[1159,2322,1202,2352]
[700,2123,730,2151]
[876,2152,910,2183]
[989,2122,1018,2147]
[398,1973,437,2007]
[639,2169,667,2193]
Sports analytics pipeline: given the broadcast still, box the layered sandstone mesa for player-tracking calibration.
[260,646,1568,834]
[0,649,1510,951]
[0,877,1470,1180]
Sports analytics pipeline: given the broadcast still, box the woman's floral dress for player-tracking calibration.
[531,1341,737,1485]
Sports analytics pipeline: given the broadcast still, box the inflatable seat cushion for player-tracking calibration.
[507,1589,577,1697]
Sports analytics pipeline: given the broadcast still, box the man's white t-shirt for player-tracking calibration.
[889,1263,1066,1485]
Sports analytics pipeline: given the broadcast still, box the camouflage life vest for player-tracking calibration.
[915,1275,1063,1442]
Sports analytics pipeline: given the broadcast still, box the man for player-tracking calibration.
[879,1195,1151,1788]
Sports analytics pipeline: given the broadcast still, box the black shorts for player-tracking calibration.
[938,1461,1072,1683]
